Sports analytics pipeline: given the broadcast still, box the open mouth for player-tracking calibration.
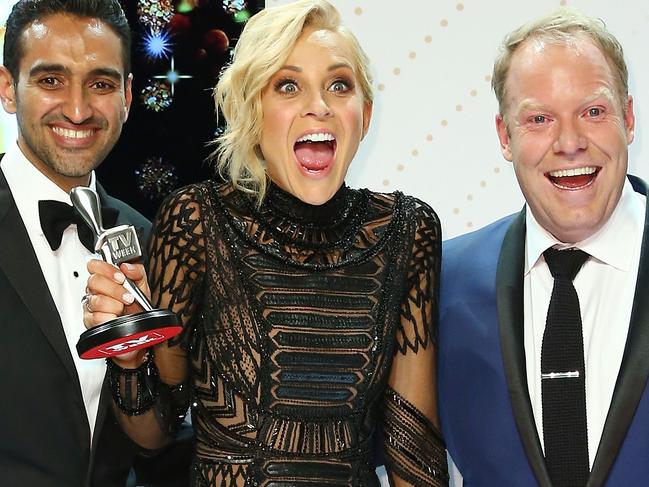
[294,132,337,175]
[546,166,600,190]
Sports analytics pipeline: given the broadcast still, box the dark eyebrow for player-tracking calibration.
[28,63,68,78]
[28,63,123,82]
[88,67,123,82]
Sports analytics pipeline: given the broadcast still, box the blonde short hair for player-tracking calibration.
[492,7,628,121]
[212,0,373,205]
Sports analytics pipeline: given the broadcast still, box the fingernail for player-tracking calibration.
[114,272,125,283]
[123,263,135,271]
[122,293,135,304]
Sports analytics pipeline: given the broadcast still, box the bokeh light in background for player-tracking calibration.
[98,0,261,218]
[0,2,17,154]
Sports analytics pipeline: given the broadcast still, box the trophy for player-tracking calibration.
[71,187,182,360]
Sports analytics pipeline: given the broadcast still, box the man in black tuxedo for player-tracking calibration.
[0,1,189,485]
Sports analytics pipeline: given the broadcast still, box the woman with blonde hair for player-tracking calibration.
[84,1,448,485]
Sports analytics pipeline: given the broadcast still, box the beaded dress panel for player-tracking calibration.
[148,180,448,486]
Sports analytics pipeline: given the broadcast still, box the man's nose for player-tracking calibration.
[553,119,587,155]
[61,85,93,124]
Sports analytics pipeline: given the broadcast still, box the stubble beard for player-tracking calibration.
[17,117,109,179]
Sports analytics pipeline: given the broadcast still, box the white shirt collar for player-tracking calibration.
[1,140,97,235]
[525,178,645,274]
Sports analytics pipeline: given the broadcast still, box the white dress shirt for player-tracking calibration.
[1,141,106,443]
[524,179,646,467]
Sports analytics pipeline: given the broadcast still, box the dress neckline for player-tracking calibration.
[261,181,355,227]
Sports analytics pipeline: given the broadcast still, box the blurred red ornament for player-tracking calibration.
[203,29,229,54]
[169,13,191,35]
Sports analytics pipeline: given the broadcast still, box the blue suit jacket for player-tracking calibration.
[439,175,649,486]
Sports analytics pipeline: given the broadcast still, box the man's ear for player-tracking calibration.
[624,95,635,145]
[0,67,17,115]
[495,114,513,162]
[122,73,133,122]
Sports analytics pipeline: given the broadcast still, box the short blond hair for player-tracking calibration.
[492,7,628,121]
[212,0,373,205]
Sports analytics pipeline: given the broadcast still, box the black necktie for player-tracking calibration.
[38,199,118,252]
[541,247,590,487]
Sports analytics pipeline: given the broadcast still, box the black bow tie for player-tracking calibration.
[38,199,119,252]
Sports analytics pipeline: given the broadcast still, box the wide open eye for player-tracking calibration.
[329,79,350,93]
[276,79,299,94]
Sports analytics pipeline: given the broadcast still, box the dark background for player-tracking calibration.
[100,0,263,219]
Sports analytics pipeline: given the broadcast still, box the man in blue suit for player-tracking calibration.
[439,8,649,487]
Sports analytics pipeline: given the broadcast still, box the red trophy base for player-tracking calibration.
[77,309,182,359]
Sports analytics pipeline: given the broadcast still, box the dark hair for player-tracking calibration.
[3,0,131,80]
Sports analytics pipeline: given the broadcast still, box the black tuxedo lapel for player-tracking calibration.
[0,170,83,396]
[87,375,109,485]
[96,183,148,259]
[497,209,552,487]
[588,175,649,485]
[96,183,121,222]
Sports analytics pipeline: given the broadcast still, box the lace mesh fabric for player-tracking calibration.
[148,180,448,486]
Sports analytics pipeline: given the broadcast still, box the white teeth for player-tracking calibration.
[548,166,597,178]
[52,126,94,139]
[297,132,335,143]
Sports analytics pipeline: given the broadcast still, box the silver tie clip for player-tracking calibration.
[541,371,580,380]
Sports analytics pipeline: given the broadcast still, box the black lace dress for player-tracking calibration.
[146,180,448,486]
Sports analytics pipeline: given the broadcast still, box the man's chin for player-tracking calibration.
[49,162,98,179]
[547,216,603,244]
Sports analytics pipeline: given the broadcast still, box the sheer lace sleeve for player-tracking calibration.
[109,185,206,449]
[148,184,206,425]
[383,199,449,486]
[149,185,206,352]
